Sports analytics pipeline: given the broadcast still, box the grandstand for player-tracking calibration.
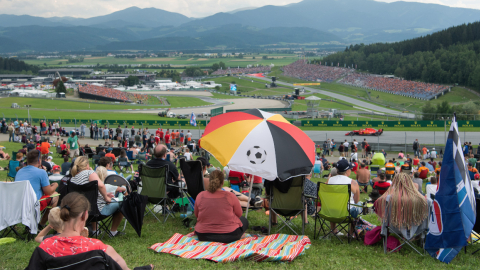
[282,60,353,82]
[212,66,272,76]
[338,73,449,100]
[78,84,158,103]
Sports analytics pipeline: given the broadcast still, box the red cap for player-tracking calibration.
[52,165,60,171]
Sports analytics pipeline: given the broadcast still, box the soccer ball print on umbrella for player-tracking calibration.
[200,109,315,181]
[247,146,267,165]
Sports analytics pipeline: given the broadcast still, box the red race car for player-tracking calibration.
[345,128,383,136]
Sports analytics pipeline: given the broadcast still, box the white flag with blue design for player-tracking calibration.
[190,112,197,127]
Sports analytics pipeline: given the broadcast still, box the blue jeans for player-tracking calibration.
[94,132,98,140]
[100,201,121,216]
[166,143,171,149]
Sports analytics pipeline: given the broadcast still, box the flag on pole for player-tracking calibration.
[190,112,197,127]
[425,115,476,263]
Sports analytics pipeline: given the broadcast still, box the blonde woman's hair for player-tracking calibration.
[95,166,108,182]
[48,207,64,231]
[374,172,428,229]
[71,156,89,177]
[207,170,224,193]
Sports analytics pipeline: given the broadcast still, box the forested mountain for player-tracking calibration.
[322,22,480,90]
[0,57,40,74]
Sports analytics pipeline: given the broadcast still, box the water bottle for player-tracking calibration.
[117,192,124,202]
[180,211,193,218]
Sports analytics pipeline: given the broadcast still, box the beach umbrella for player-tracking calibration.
[201,109,315,181]
[119,191,148,237]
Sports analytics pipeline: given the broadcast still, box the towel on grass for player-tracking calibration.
[150,233,311,263]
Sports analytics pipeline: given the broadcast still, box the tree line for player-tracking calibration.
[0,57,40,74]
[421,100,480,120]
[322,22,480,90]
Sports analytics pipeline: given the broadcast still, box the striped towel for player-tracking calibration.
[150,233,311,263]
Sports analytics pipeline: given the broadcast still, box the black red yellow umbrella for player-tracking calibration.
[201,109,315,180]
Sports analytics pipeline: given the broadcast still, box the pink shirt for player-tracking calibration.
[194,190,243,234]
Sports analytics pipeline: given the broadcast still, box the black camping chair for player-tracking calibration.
[84,147,94,159]
[91,155,100,169]
[179,158,204,211]
[139,164,177,223]
[268,176,307,236]
[465,198,480,254]
[104,174,132,232]
[67,180,116,238]
[25,247,123,270]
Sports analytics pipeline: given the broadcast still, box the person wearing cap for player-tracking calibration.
[49,165,64,181]
[46,155,55,168]
[372,168,386,183]
[41,155,53,173]
[327,159,361,233]
[418,162,429,175]
[105,148,116,163]
[372,171,390,195]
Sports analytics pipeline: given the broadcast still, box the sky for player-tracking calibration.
[0,0,479,18]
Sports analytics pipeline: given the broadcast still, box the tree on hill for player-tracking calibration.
[322,21,480,91]
[219,61,226,70]
[120,76,139,86]
[55,80,66,95]
[184,66,203,77]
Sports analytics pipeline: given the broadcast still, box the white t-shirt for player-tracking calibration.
[328,175,355,204]
[425,184,438,199]
[343,142,349,148]
[184,152,192,161]
[353,141,358,147]
[350,152,358,161]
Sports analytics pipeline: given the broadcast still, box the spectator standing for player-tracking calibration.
[413,139,420,157]
[180,130,185,146]
[80,123,86,138]
[135,132,142,147]
[8,123,14,142]
[361,139,367,158]
[67,132,80,160]
[165,131,171,149]
[94,124,99,140]
[103,126,109,143]
[422,146,428,160]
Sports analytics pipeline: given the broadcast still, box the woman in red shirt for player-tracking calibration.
[38,192,153,270]
[195,170,248,243]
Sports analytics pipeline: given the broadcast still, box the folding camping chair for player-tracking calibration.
[84,147,94,159]
[126,151,135,161]
[137,153,148,164]
[25,247,122,270]
[465,198,480,254]
[179,158,205,212]
[116,157,129,174]
[104,174,132,232]
[268,176,306,236]
[419,169,428,180]
[0,181,40,241]
[370,165,380,177]
[67,180,116,238]
[314,182,359,243]
[138,164,177,223]
[56,146,62,157]
[91,155,100,169]
[5,160,20,181]
[380,196,430,255]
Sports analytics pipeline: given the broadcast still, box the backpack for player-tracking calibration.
[413,141,418,149]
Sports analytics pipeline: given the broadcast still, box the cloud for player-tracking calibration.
[0,0,478,18]
[375,0,480,10]
[0,0,302,18]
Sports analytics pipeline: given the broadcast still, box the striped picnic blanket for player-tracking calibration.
[150,233,311,263]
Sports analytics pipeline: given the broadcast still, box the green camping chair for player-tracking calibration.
[314,182,359,243]
[139,164,176,223]
[369,165,380,177]
[267,176,306,236]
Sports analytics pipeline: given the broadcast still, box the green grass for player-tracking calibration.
[206,77,294,97]
[0,97,210,111]
[1,140,477,269]
[22,54,298,69]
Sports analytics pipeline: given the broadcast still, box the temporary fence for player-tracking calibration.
[300,120,480,128]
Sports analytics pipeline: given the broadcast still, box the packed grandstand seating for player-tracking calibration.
[79,84,153,103]
[211,66,272,75]
[338,73,449,99]
[282,60,353,82]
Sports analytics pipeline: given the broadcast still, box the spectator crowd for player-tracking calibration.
[211,66,271,75]
[282,60,353,82]
[338,73,449,99]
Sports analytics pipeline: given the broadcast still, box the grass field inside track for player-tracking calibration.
[22,54,299,69]
[205,76,296,97]
[0,97,212,111]
[0,140,478,269]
